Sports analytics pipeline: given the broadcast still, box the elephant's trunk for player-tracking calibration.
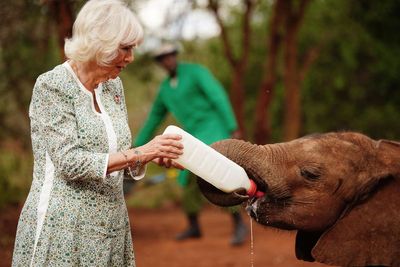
[197,139,267,207]
[211,139,259,165]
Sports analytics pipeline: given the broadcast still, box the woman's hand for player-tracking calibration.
[135,134,183,165]
[152,157,184,169]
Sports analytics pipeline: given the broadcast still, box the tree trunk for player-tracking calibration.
[46,0,74,60]
[283,14,301,141]
[254,0,286,144]
[282,0,310,141]
[208,0,255,138]
[231,66,246,136]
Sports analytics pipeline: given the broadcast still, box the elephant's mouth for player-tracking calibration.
[245,185,295,229]
[246,197,296,229]
[246,197,262,222]
[244,169,267,195]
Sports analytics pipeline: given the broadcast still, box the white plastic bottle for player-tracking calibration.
[163,125,263,197]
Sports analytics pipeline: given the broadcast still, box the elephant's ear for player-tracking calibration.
[310,175,400,266]
[295,230,322,262]
[375,139,400,176]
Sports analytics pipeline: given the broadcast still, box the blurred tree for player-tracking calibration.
[163,0,195,40]
[206,0,315,142]
[0,0,83,147]
[207,0,256,137]
[253,0,285,143]
[281,0,312,141]
[41,0,75,59]
[253,0,315,143]
[0,0,82,207]
[0,0,53,147]
[301,0,400,140]
[0,0,54,206]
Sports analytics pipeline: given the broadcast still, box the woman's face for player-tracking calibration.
[101,44,135,79]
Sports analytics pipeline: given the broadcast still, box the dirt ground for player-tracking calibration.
[1,203,328,267]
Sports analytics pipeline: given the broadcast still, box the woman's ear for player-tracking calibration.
[310,176,400,266]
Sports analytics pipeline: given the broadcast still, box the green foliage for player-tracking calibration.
[0,147,32,208]
[0,0,61,145]
[0,1,57,207]
[302,0,400,139]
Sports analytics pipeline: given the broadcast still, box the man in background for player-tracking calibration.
[134,43,248,246]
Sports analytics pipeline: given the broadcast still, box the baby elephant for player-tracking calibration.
[197,132,400,267]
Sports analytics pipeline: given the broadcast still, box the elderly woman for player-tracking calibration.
[12,1,183,266]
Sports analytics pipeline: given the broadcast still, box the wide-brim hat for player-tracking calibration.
[152,43,178,61]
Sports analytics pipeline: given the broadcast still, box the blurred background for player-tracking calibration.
[0,0,399,266]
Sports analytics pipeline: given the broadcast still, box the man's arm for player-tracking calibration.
[195,65,238,133]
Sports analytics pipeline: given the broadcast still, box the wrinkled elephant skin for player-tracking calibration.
[197,133,400,267]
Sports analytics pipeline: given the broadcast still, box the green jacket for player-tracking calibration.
[134,62,238,185]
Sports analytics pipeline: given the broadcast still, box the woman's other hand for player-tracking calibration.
[151,158,184,169]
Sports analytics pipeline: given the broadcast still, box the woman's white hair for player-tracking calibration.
[65,0,143,66]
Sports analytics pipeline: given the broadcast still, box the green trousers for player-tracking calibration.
[182,172,241,214]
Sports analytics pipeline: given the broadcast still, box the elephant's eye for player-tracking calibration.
[300,168,321,180]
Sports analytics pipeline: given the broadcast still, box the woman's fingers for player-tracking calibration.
[156,134,184,153]
[151,158,178,169]
[171,161,184,170]
[156,135,183,148]
[139,134,186,169]
[139,134,184,162]
[151,157,185,170]
[159,133,182,140]
[151,158,162,166]
[163,159,172,168]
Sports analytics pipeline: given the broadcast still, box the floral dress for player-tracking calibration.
[12,62,144,267]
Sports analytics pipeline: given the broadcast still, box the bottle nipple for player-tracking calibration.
[247,180,265,198]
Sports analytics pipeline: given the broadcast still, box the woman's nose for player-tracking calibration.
[125,51,134,63]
